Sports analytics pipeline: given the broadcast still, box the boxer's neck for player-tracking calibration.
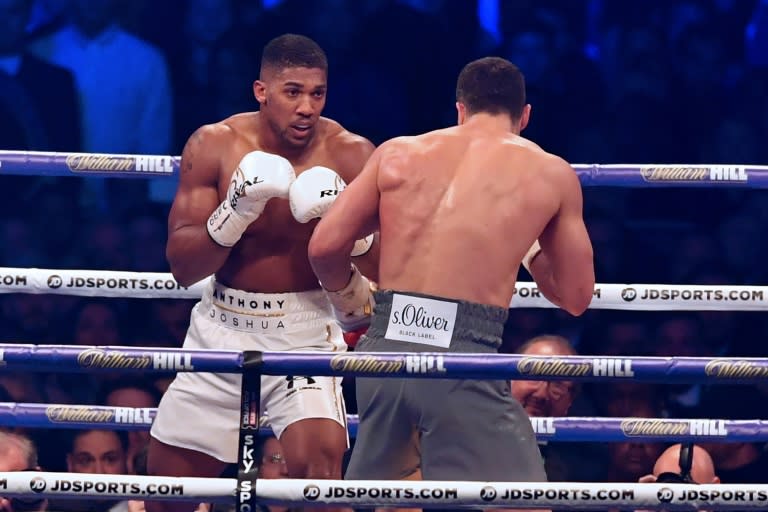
[464,112,519,135]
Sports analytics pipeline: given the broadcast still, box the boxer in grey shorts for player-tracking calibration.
[308,57,595,493]
[345,290,547,482]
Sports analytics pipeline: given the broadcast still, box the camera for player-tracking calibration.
[655,472,694,484]
[655,442,697,485]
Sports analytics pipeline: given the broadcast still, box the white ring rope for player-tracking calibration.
[0,267,766,311]
[1,472,767,510]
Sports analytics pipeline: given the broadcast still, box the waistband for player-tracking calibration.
[368,290,508,349]
[199,277,333,333]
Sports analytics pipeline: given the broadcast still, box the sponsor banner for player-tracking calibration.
[510,283,768,311]
[4,474,768,509]
[2,268,767,312]
[0,150,179,178]
[0,345,240,374]
[4,344,768,384]
[385,294,458,348]
[0,472,226,502]
[0,267,205,299]
[259,351,768,384]
[515,356,636,380]
[256,479,768,509]
[639,165,748,184]
[328,354,446,376]
[65,154,175,175]
[5,152,768,187]
[571,163,768,188]
[4,404,768,442]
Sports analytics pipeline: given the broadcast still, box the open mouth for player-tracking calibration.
[291,124,312,136]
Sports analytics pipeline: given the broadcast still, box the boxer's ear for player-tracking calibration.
[254,80,267,104]
[456,102,467,125]
[519,104,532,132]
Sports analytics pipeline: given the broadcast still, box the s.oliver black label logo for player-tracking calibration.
[385,294,458,348]
[391,304,451,331]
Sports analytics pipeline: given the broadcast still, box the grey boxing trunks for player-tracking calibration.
[345,290,547,482]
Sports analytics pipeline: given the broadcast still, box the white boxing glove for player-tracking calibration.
[351,234,374,257]
[289,166,346,223]
[290,166,376,256]
[522,240,542,273]
[207,151,295,247]
[323,264,375,332]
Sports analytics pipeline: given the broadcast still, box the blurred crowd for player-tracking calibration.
[3,0,768,500]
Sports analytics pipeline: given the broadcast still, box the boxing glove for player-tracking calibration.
[289,166,346,223]
[207,151,296,247]
[522,240,542,273]
[323,264,375,332]
[351,234,374,257]
[290,166,375,257]
[343,329,365,349]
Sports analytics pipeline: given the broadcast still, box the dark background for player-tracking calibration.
[2,0,768,483]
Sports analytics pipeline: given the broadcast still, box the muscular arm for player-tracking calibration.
[309,144,382,291]
[334,134,380,282]
[529,160,595,316]
[166,126,230,286]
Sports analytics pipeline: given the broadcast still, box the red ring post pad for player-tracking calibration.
[3,150,768,187]
[0,344,243,373]
[0,150,180,178]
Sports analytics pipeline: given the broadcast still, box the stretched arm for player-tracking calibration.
[528,159,595,316]
[309,145,382,291]
[166,126,230,286]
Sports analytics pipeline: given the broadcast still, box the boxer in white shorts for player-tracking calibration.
[151,278,348,463]
[146,34,377,512]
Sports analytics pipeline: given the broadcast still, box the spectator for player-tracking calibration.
[0,0,80,152]
[30,0,173,210]
[512,335,578,418]
[638,443,719,484]
[697,386,768,483]
[512,335,604,482]
[601,393,666,483]
[0,431,47,512]
[51,429,131,512]
[30,0,171,155]
[98,378,162,475]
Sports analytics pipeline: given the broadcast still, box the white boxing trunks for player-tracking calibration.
[150,277,347,463]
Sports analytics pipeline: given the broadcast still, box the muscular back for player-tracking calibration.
[377,126,573,308]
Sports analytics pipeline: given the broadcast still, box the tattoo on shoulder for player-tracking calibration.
[183,129,204,174]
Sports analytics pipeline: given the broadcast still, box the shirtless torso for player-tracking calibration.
[377,119,577,308]
[309,58,593,505]
[148,34,375,512]
[167,112,376,291]
[311,113,593,314]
